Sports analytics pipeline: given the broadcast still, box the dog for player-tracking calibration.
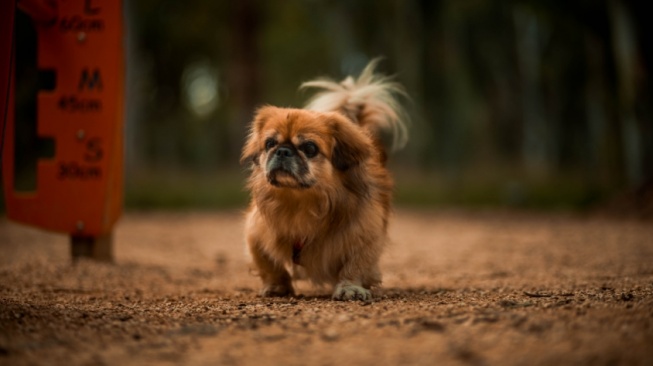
[241,59,408,301]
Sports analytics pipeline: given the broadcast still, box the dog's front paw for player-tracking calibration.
[261,283,294,297]
[332,282,372,302]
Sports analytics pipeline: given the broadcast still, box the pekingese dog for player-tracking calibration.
[241,59,408,301]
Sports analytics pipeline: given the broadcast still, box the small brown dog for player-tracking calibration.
[241,60,408,301]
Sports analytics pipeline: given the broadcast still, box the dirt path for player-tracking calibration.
[1,210,652,365]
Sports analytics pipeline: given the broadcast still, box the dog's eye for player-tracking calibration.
[300,141,318,158]
[265,138,277,151]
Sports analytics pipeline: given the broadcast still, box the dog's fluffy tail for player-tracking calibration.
[300,59,409,152]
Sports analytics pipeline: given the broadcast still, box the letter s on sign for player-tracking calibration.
[84,137,103,162]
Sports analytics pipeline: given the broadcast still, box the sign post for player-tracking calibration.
[2,0,124,261]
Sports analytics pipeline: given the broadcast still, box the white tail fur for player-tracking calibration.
[300,59,409,152]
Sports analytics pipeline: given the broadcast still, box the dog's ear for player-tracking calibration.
[330,116,371,171]
[240,106,277,165]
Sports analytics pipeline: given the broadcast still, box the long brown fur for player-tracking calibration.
[241,60,408,301]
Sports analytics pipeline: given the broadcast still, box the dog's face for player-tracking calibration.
[242,106,372,191]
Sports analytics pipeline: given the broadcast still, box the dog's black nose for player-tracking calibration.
[275,146,294,158]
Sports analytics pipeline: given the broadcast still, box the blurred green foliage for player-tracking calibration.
[4,0,652,211]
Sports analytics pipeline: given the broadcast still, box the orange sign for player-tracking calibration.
[2,0,124,236]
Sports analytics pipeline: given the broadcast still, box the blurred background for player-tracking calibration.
[6,0,653,212]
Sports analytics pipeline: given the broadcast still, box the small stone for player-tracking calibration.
[420,319,445,332]
[321,328,339,341]
[620,293,634,302]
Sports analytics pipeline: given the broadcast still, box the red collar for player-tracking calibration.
[292,240,304,265]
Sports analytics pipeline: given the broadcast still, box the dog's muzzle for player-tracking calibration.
[265,145,312,188]
[267,146,298,182]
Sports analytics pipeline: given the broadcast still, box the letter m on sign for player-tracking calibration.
[79,68,103,91]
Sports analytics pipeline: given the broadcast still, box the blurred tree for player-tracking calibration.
[118,0,652,207]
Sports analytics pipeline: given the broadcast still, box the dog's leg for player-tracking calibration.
[333,280,372,302]
[332,255,381,302]
[249,241,294,297]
